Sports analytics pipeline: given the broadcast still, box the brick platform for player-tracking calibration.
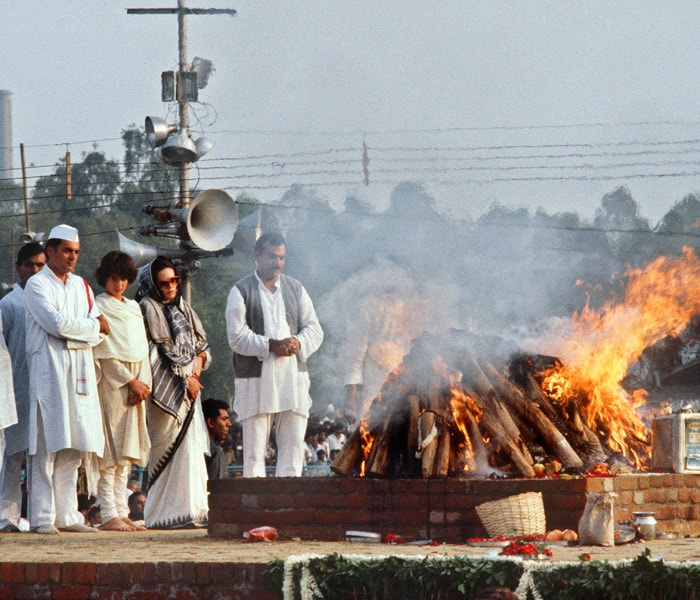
[209,473,700,541]
[0,561,272,600]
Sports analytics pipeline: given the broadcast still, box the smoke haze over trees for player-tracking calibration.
[1,129,699,410]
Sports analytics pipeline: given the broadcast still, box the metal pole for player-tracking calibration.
[66,151,72,201]
[20,143,29,233]
[177,0,192,303]
[126,3,236,305]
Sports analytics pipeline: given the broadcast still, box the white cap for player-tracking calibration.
[48,224,79,243]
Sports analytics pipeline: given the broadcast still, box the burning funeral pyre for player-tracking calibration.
[332,247,700,479]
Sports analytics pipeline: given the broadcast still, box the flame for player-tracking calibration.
[431,356,483,472]
[449,386,483,472]
[358,417,374,477]
[364,294,429,371]
[540,247,700,468]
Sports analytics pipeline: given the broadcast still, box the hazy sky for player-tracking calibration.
[2,1,699,224]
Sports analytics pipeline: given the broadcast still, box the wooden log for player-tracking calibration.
[524,373,568,428]
[489,395,535,464]
[445,384,483,474]
[434,426,451,477]
[406,394,421,459]
[565,398,609,463]
[481,362,583,469]
[526,373,608,464]
[419,410,438,478]
[331,428,364,476]
[458,353,496,397]
[449,445,464,475]
[463,385,535,477]
[463,407,489,474]
[366,413,393,477]
[461,356,535,467]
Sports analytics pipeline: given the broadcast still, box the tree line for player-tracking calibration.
[1,127,699,409]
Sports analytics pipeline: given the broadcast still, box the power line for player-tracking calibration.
[3,119,699,154]
[2,141,698,190]
[2,166,699,207]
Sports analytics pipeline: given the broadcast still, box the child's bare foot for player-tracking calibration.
[101,517,134,532]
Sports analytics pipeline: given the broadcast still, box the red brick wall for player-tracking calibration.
[209,473,700,541]
[0,562,275,600]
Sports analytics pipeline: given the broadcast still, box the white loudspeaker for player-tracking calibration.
[19,231,45,243]
[145,116,177,148]
[186,189,238,252]
[115,230,159,267]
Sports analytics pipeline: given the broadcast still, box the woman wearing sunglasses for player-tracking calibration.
[137,256,210,529]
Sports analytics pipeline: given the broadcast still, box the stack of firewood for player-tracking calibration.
[332,330,642,479]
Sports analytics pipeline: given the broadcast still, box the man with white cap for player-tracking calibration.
[0,241,45,533]
[23,224,109,534]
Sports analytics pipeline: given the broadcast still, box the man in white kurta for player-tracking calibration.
[23,225,108,534]
[225,232,323,477]
[0,241,45,532]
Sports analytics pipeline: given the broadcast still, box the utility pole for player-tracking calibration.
[19,143,29,234]
[127,1,236,302]
[176,1,191,218]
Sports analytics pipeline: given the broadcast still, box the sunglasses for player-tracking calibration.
[156,276,180,289]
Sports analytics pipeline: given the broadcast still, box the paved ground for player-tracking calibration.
[1,529,700,565]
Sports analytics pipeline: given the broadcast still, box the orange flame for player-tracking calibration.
[431,356,483,472]
[541,247,700,468]
[449,386,483,472]
[358,417,374,477]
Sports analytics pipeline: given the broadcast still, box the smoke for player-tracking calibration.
[266,181,644,414]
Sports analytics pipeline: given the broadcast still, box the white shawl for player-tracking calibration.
[93,294,149,362]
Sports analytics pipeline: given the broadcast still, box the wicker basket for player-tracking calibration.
[475,492,546,538]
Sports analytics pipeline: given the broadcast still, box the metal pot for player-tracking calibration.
[633,511,657,540]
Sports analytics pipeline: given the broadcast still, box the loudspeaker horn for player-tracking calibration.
[160,130,197,164]
[19,231,45,244]
[145,116,177,148]
[115,229,159,267]
[186,189,238,252]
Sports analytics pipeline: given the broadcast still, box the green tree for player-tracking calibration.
[593,186,654,267]
[32,149,121,214]
[0,179,26,288]
[655,193,700,257]
[120,126,179,220]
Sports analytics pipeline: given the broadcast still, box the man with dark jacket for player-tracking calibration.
[225,232,323,477]
[202,398,231,480]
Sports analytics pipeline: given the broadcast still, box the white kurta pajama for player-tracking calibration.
[0,312,19,514]
[93,293,151,523]
[23,267,105,529]
[0,287,29,529]
[226,273,323,477]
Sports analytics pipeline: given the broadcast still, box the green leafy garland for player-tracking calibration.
[264,549,700,600]
[532,549,700,600]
